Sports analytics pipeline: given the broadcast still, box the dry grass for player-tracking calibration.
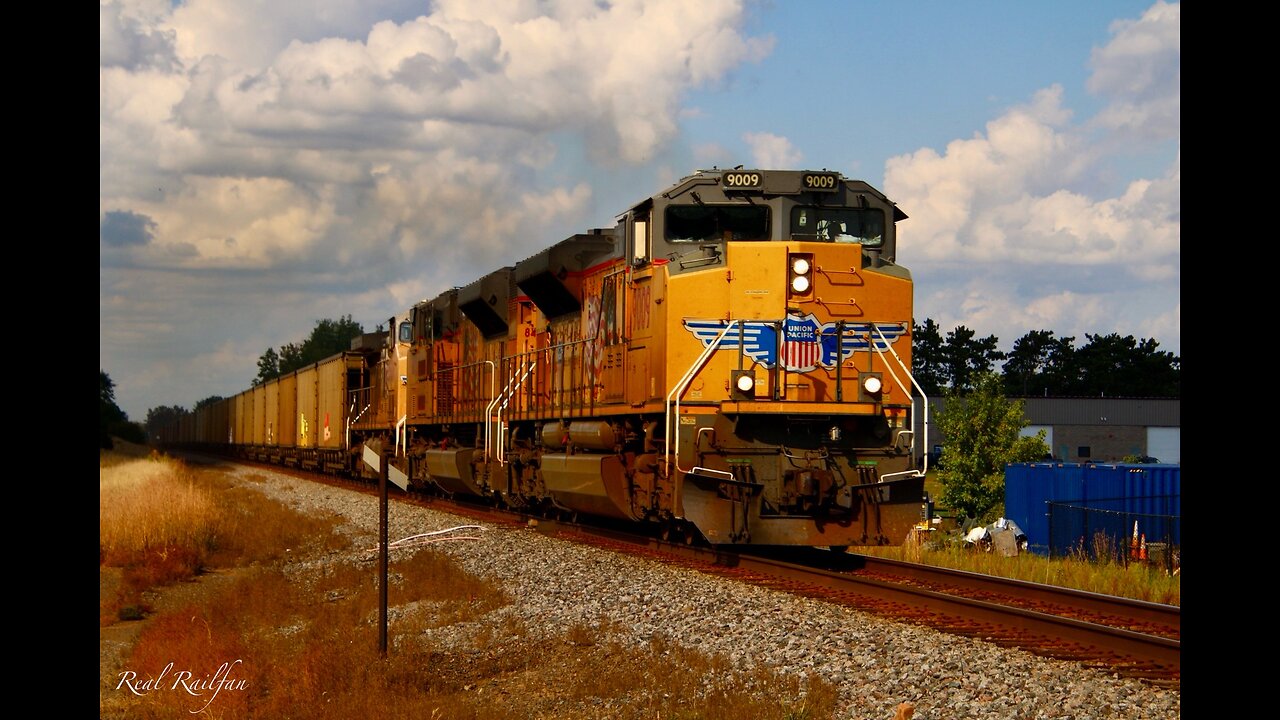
[116,561,837,720]
[102,452,839,719]
[100,454,216,561]
[100,454,219,623]
[862,533,1181,606]
[99,450,349,625]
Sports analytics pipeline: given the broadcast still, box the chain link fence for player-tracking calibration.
[1047,496,1180,574]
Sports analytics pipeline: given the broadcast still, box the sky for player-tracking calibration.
[101,0,1180,423]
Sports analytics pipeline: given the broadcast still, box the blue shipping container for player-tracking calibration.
[1004,462,1180,555]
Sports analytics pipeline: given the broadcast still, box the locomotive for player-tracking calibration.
[165,168,927,548]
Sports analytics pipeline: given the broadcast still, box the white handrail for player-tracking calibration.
[479,361,499,460]
[664,320,738,480]
[496,361,537,465]
[870,323,929,477]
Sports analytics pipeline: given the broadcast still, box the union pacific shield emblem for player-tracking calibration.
[781,315,822,372]
[683,315,907,372]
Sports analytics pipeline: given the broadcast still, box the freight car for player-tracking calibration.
[168,168,928,548]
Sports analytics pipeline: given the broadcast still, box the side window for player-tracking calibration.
[666,206,769,242]
[632,213,649,263]
[666,206,718,242]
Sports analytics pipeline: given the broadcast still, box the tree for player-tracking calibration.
[100,371,125,448]
[936,372,1049,521]
[1002,330,1077,397]
[100,370,146,447]
[911,318,946,396]
[255,347,280,386]
[194,395,224,411]
[254,315,365,385]
[1070,333,1180,397]
[943,325,1004,392]
[144,405,188,440]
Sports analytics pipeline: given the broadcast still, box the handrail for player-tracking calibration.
[814,266,862,279]
[346,399,367,451]
[665,320,738,516]
[870,323,929,477]
[689,466,733,481]
[479,361,499,460]
[495,361,537,465]
[486,360,522,462]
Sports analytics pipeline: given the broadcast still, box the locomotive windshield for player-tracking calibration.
[665,205,770,242]
[790,207,884,247]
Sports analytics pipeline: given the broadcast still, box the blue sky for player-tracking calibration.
[101,0,1179,423]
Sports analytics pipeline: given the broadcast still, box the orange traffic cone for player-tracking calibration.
[1129,521,1139,560]
[1139,533,1148,561]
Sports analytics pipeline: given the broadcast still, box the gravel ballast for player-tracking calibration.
[233,463,1181,720]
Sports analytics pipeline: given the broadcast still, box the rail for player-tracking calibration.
[434,332,602,430]
[665,320,738,516]
[869,323,929,479]
[495,361,537,465]
[479,360,501,460]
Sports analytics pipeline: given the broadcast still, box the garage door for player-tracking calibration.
[1146,427,1179,463]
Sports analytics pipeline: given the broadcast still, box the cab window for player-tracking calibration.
[665,205,770,242]
[790,207,884,247]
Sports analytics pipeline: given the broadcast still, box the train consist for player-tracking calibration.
[161,168,927,548]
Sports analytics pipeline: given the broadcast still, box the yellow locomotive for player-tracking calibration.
[346,168,926,547]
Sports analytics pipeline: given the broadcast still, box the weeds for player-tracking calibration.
[861,530,1180,606]
[102,452,835,719]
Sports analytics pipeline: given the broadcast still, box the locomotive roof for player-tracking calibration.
[633,168,907,222]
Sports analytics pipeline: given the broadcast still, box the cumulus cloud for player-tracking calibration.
[1086,0,1180,144]
[743,132,803,168]
[886,2,1179,356]
[102,0,770,273]
[100,0,179,71]
[100,0,770,419]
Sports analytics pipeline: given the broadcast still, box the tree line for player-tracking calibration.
[911,319,1179,398]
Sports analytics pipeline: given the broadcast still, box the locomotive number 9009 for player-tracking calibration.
[803,173,839,191]
[723,172,762,189]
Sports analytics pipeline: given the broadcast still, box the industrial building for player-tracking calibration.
[913,397,1180,465]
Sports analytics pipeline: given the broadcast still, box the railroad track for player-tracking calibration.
[542,523,1180,689]
[203,453,1181,688]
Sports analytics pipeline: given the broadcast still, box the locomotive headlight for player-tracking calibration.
[731,369,756,400]
[788,253,814,297]
[863,376,883,394]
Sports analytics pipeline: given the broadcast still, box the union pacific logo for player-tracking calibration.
[683,316,907,372]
